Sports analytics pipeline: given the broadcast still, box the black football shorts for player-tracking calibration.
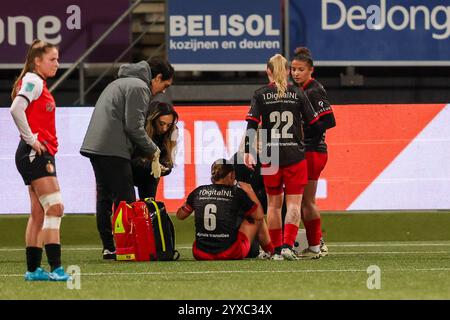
[15,139,57,185]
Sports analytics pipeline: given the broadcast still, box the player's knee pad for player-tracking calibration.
[46,203,64,217]
[39,191,63,212]
[43,215,62,230]
[39,192,64,227]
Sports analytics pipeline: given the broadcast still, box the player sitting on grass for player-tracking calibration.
[176,159,274,260]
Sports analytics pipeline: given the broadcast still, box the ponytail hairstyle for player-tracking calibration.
[145,102,179,168]
[292,47,314,68]
[210,159,234,183]
[11,39,58,100]
[267,54,289,98]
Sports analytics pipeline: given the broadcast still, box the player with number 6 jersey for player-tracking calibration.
[177,159,274,260]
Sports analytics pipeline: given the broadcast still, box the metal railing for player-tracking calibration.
[72,13,165,105]
[49,0,145,98]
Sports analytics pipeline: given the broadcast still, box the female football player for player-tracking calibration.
[177,159,274,260]
[291,47,336,257]
[244,54,320,260]
[10,39,70,281]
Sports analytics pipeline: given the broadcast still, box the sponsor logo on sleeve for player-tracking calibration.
[25,82,35,92]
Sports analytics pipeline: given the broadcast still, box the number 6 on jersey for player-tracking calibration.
[204,204,217,231]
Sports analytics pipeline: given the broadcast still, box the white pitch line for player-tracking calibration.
[327,243,450,247]
[0,249,447,256]
[0,248,103,252]
[177,244,450,250]
[1,242,450,252]
[2,268,450,278]
[329,251,450,255]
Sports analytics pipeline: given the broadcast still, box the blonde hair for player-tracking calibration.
[267,54,289,98]
[11,39,58,101]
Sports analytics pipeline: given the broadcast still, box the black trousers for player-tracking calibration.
[89,155,136,251]
[131,161,160,200]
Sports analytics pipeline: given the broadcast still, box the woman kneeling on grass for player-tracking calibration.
[176,159,274,260]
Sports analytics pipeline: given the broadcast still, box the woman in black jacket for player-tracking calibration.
[131,102,179,200]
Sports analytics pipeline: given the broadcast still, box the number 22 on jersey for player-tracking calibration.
[270,111,293,139]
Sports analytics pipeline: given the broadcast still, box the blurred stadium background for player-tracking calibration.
[0,0,449,300]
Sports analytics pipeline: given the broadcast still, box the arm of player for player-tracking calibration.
[244,92,261,170]
[10,78,47,155]
[298,87,337,137]
[305,113,336,136]
[238,182,264,223]
[177,190,197,220]
[176,202,193,220]
[244,118,259,170]
[304,87,336,135]
[10,96,36,146]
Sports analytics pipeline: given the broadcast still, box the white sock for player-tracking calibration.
[309,245,320,253]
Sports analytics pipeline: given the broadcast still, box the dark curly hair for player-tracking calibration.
[292,47,314,68]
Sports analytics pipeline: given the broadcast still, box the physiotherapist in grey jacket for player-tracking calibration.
[80,57,174,259]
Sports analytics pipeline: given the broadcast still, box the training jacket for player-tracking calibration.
[80,61,158,160]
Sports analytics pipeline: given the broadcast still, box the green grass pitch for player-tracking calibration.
[1,212,449,300]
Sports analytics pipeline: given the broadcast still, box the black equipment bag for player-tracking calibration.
[144,198,180,261]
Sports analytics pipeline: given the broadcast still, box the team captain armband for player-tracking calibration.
[244,203,258,217]
[181,203,193,214]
